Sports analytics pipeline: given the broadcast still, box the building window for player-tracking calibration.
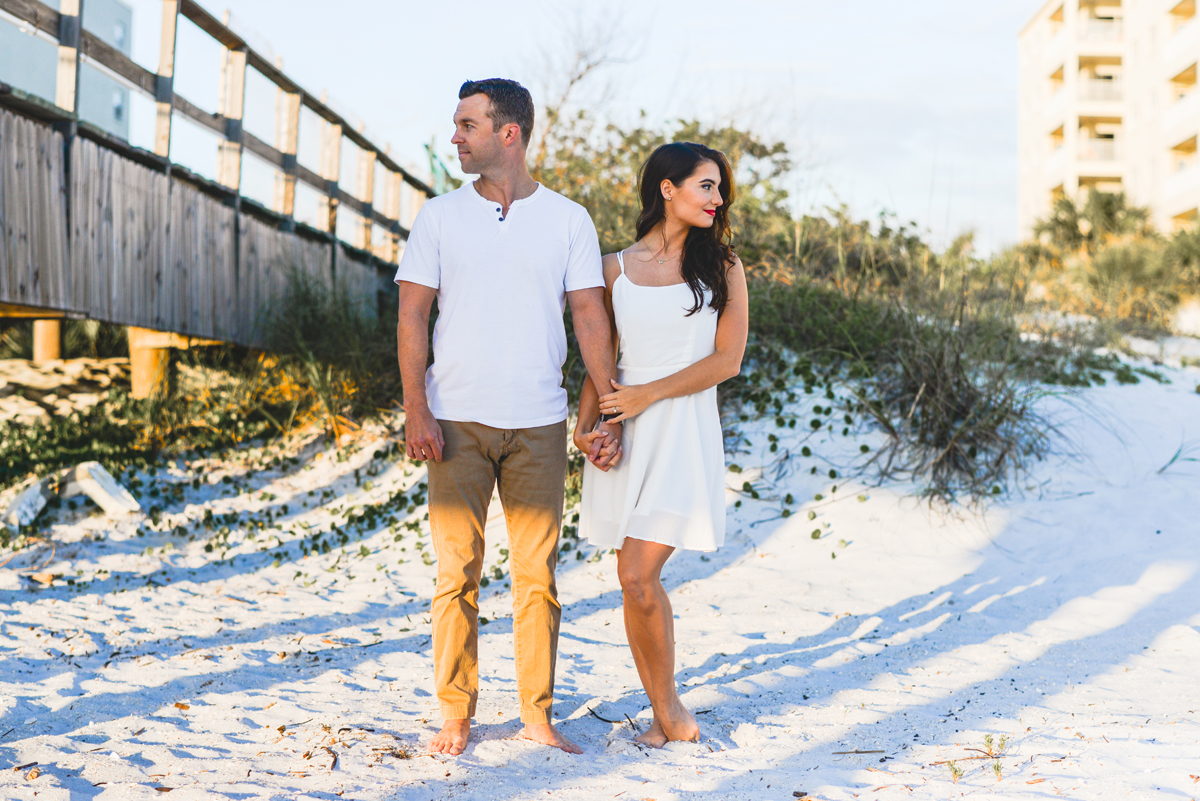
[1050,66,1065,95]
[1079,56,1122,101]
[1079,116,1121,161]
[112,90,125,123]
[113,20,127,51]
[1050,125,1065,151]
[1079,1,1124,41]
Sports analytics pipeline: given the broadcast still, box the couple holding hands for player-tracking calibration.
[395,78,748,755]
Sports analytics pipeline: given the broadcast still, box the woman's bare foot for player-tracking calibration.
[659,701,700,744]
[520,722,583,754]
[430,719,470,755]
[633,719,668,748]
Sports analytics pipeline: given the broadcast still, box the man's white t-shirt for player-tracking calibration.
[394,183,603,429]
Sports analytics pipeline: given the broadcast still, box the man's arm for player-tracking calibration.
[397,281,444,462]
[567,286,622,467]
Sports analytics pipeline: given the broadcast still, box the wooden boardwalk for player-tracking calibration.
[0,0,432,354]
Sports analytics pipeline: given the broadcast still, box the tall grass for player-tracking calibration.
[262,270,401,438]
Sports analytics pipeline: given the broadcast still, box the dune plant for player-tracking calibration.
[262,269,402,439]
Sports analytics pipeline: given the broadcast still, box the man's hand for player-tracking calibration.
[573,422,623,472]
[593,422,623,469]
[405,407,444,462]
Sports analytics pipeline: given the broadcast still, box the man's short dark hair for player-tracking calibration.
[458,79,534,146]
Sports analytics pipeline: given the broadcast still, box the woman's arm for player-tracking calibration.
[574,254,625,469]
[598,257,748,424]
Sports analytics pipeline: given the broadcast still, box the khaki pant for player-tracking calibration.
[427,419,568,724]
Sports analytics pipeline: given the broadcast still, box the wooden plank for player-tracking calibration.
[0,82,74,125]
[0,302,68,318]
[0,108,69,309]
[209,190,237,340]
[127,327,219,349]
[336,186,367,219]
[80,30,156,95]
[0,0,59,39]
[69,136,99,317]
[243,130,285,169]
[0,111,7,300]
[35,108,68,308]
[172,93,224,138]
[246,51,300,96]
[154,0,179,158]
[54,0,83,113]
[177,0,242,50]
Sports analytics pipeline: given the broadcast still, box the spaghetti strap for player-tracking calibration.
[616,251,626,274]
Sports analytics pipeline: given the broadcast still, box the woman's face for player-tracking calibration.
[663,161,723,229]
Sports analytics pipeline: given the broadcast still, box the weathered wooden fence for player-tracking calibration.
[0,0,432,358]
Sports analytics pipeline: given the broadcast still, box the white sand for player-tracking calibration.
[1,360,1198,800]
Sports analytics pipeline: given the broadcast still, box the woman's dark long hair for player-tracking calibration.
[635,142,736,315]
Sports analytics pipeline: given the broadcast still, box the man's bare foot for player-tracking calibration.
[520,722,583,754]
[634,719,668,749]
[659,701,700,745]
[430,719,470,755]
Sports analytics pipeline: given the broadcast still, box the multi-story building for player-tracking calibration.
[1019,0,1200,237]
[0,0,133,140]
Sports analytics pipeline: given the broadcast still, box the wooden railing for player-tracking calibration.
[0,0,433,257]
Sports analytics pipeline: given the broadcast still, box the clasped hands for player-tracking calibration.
[575,380,655,472]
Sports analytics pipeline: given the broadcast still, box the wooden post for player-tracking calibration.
[318,91,342,235]
[407,185,427,229]
[356,137,376,252]
[273,56,301,219]
[128,327,169,400]
[384,162,402,263]
[32,320,62,363]
[54,0,84,116]
[154,0,179,158]
[216,18,247,192]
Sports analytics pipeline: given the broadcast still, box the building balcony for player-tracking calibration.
[1079,17,1123,42]
[1164,89,1200,142]
[1166,17,1200,74]
[1079,138,1120,161]
[1165,163,1200,211]
[1079,78,1123,101]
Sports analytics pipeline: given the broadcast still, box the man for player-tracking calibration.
[396,78,622,756]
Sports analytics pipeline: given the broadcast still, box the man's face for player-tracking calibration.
[451,94,503,175]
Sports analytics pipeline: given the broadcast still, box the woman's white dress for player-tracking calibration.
[580,251,726,552]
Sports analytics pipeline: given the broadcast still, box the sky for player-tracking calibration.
[9,0,1048,254]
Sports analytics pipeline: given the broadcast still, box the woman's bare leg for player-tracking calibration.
[621,591,667,746]
[617,538,700,747]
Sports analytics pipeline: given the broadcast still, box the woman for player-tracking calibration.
[574,142,749,747]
